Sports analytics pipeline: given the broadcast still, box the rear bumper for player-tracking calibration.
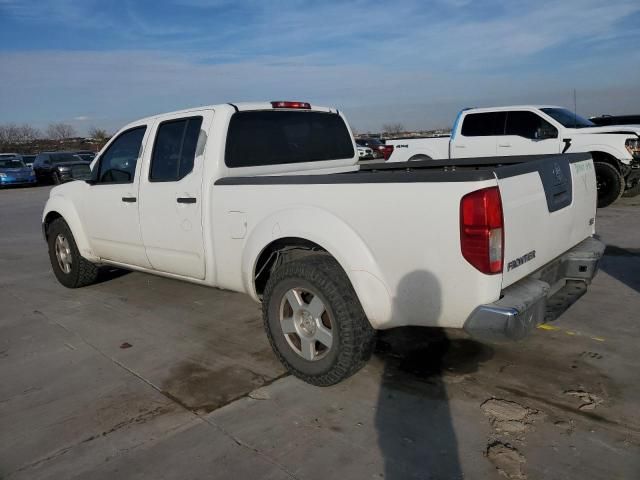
[0,177,37,186]
[463,237,606,342]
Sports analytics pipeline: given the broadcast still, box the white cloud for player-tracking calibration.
[1,0,639,131]
[1,48,639,132]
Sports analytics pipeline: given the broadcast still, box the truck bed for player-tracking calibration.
[213,152,597,330]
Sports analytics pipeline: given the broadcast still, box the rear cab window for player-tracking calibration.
[225,111,354,168]
[461,112,506,137]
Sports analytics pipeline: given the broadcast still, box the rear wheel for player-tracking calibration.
[409,154,432,161]
[47,218,98,288]
[594,162,624,208]
[262,255,376,386]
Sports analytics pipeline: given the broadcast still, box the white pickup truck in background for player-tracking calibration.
[386,105,640,207]
[43,101,604,386]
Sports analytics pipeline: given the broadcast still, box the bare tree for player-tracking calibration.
[88,126,110,142]
[0,123,20,145]
[382,123,405,135]
[47,123,76,140]
[16,124,41,142]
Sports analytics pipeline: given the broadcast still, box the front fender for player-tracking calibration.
[241,207,392,328]
[580,143,632,164]
[43,194,98,262]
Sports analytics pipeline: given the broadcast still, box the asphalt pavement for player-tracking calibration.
[1,185,638,479]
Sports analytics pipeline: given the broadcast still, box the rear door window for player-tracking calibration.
[225,111,354,167]
[150,116,203,182]
[461,112,507,136]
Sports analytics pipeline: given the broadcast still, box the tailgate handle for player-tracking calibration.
[121,197,137,203]
[177,197,197,204]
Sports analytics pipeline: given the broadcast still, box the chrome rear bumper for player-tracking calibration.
[463,237,606,342]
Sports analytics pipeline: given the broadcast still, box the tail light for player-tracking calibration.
[381,145,394,160]
[460,187,503,274]
[271,101,311,109]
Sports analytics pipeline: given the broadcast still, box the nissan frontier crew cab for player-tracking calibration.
[386,105,640,207]
[42,101,605,386]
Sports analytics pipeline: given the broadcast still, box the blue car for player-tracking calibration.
[0,156,37,187]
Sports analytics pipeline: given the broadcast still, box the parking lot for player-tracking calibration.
[0,185,638,479]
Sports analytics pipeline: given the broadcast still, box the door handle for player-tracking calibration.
[177,197,197,204]
[122,197,137,203]
[498,143,512,147]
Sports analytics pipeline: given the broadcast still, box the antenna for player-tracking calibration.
[573,88,577,128]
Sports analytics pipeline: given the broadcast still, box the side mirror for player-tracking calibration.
[535,127,557,140]
[85,169,99,185]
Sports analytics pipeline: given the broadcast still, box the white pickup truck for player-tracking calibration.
[42,101,605,386]
[386,105,640,207]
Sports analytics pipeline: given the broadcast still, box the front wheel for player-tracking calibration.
[262,255,376,386]
[47,218,99,288]
[594,162,624,208]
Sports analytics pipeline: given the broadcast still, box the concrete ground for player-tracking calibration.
[0,185,638,480]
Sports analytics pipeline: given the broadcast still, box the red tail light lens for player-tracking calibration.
[382,145,394,160]
[460,187,504,274]
[271,101,311,109]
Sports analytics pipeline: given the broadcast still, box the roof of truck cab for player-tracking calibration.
[465,105,563,113]
[121,102,338,130]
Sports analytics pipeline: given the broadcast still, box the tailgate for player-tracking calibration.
[497,153,597,288]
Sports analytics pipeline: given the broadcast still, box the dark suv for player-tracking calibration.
[33,152,92,185]
[590,115,640,126]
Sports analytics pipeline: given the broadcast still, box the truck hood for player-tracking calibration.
[568,125,640,136]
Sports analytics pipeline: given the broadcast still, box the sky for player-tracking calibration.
[1,0,640,134]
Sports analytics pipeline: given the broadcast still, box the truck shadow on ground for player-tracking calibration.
[600,245,640,293]
[374,270,494,479]
[93,266,131,285]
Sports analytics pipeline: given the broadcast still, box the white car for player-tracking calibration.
[356,145,374,159]
[42,101,604,385]
[386,105,640,207]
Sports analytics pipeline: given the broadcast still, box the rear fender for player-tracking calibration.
[241,207,392,328]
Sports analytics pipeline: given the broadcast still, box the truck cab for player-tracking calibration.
[387,105,640,207]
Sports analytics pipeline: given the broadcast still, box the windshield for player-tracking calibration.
[0,159,26,168]
[50,153,82,163]
[541,108,595,128]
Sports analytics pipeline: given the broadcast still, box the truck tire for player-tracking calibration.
[262,255,376,386]
[47,218,99,288]
[409,154,432,161]
[594,162,624,208]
